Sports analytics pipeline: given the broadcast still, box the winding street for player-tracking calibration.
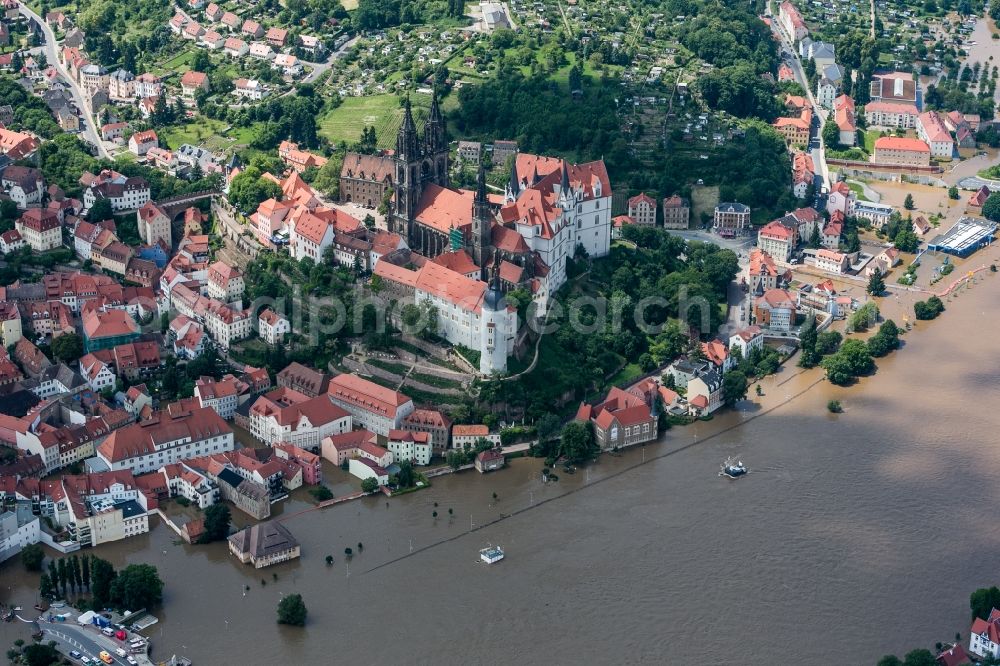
[767,5,831,191]
[18,1,110,159]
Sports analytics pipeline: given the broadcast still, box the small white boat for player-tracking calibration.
[480,545,504,564]
[719,457,748,479]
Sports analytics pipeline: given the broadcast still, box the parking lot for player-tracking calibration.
[37,610,151,666]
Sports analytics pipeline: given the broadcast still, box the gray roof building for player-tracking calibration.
[228,520,300,568]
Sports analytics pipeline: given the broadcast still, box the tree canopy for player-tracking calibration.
[866,320,900,358]
[559,421,598,463]
[983,193,1000,222]
[867,270,885,297]
[51,333,84,364]
[277,593,308,626]
[821,338,874,385]
[20,543,44,572]
[971,586,1000,620]
[200,504,232,544]
[228,167,283,213]
[109,563,164,610]
[722,370,748,406]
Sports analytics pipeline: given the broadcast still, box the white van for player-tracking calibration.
[115,648,127,658]
[101,627,114,637]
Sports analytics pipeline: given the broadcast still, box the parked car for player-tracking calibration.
[99,652,113,664]
[69,651,82,659]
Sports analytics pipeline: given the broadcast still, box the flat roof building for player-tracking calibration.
[927,217,996,257]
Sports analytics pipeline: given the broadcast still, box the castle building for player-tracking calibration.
[364,95,614,372]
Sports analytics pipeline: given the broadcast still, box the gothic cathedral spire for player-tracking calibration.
[396,96,420,161]
[471,160,492,272]
[424,93,446,154]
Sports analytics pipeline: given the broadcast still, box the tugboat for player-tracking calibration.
[719,457,748,479]
[480,545,505,564]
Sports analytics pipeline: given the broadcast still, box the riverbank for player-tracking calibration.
[4,247,1000,664]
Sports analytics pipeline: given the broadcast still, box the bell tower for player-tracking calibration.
[423,93,449,187]
[392,98,422,239]
[471,161,492,273]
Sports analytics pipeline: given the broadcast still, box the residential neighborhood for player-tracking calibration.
[0,0,999,662]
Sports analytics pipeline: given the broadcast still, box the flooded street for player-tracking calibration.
[4,260,1000,664]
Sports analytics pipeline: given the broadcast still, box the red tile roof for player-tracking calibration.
[97,405,231,463]
[414,261,487,312]
[874,136,930,152]
[758,220,794,241]
[759,288,796,310]
[414,183,474,234]
[627,192,655,208]
[180,70,208,88]
[432,249,479,276]
[453,424,489,437]
[82,309,139,339]
[864,101,919,115]
[327,373,411,419]
[935,643,970,666]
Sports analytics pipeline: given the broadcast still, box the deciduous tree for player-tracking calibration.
[200,504,231,543]
[20,543,44,571]
[277,593,307,626]
[722,370,748,406]
[109,563,163,610]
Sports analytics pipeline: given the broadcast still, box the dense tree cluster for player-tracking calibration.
[866,320,900,358]
[228,167,283,213]
[697,64,782,121]
[679,3,779,73]
[925,79,996,119]
[0,76,61,139]
[77,0,174,70]
[37,134,220,199]
[452,68,628,173]
[355,0,459,29]
[485,228,738,420]
[982,193,1000,222]
[200,504,232,544]
[914,296,945,320]
[821,338,874,385]
[40,554,163,610]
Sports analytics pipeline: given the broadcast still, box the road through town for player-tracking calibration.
[19,2,110,159]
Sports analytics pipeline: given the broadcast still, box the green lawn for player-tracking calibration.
[862,130,881,154]
[847,181,872,202]
[160,117,230,149]
[156,47,197,76]
[319,93,435,149]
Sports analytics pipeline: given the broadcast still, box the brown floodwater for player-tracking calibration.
[4,264,1000,665]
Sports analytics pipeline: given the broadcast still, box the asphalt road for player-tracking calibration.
[663,228,756,334]
[19,3,110,159]
[42,623,132,665]
[770,15,831,191]
[301,35,359,84]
